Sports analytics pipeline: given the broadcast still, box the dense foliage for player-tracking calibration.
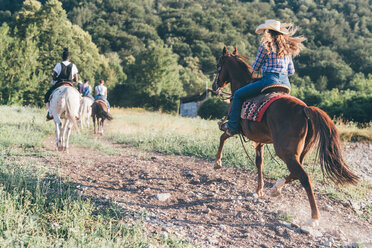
[0,0,120,106]
[0,0,371,120]
[111,43,184,112]
[198,97,229,120]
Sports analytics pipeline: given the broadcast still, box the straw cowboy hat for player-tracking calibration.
[255,19,289,35]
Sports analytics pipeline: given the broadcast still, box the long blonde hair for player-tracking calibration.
[262,23,306,58]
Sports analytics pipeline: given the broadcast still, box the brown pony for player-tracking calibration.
[212,46,359,225]
[91,100,113,135]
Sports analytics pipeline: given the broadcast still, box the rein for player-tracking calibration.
[239,134,255,167]
[214,54,262,168]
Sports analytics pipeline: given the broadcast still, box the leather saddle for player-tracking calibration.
[260,83,290,94]
[95,99,109,110]
[49,81,76,102]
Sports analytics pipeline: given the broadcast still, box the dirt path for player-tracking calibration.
[43,136,372,248]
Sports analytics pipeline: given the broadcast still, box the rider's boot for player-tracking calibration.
[46,102,53,121]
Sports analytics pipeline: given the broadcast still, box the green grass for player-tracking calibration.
[0,105,190,247]
[106,108,289,178]
[336,118,372,143]
[0,105,51,151]
[275,212,292,223]
[69,130,122,155]
[0,155,190,247]
[0,104,371,247]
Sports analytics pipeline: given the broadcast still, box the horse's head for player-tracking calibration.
[212,46,233,93]
[212,46,254,94]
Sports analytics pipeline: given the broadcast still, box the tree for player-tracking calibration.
[179,57,210,95]
[124,43,185,112]
[0,0,120,105]
[0,23,43,105]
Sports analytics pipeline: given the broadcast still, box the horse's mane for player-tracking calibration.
[231,54,256,86]
[234,54,254,74]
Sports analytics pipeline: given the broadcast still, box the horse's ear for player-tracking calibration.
[223,46,228,55]
[233,47,238,55]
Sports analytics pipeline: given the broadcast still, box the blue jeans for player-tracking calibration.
[95,95,110,109]
[227,72,291,132]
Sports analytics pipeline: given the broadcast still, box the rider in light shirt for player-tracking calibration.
[95,79,110,110]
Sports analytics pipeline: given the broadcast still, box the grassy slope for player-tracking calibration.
[0,105,370,247]
[0,105,189,247]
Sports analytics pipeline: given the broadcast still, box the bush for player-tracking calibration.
[198,97,229,120]
[343,95,372,123]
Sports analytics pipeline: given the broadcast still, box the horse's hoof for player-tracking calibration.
[270,189,281,197]
[270,178,285,197]
[307,218,319,227]
[214,161,222,170]
[256,190,264,197]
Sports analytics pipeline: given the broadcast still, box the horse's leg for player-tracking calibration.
[98,118,101,134]
[254,143,265,197]
[271,125,313,196]
[53,117,63,151]
[291,158,319,225]
[60,119,69,151]
[87,110,91,128]
[280,156,320,225]
[93,115,97,134]
[214,132,231,169]
[270,173,296,197]
[85,111,89,128]
[64,120,73,153]
[101,119,104,135]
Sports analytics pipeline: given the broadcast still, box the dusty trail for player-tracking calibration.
[44,135,372,248]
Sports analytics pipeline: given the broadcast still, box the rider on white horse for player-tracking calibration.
[45,48,79,120]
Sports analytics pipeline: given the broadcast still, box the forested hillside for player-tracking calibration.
[0,0,371,121]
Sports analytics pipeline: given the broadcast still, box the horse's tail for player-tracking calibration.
[98,102,113,121]
[93,102,113,121]
[304,106,359,186]
[100,107,113,121]
[80,98,91,118]
[65,88,80,132]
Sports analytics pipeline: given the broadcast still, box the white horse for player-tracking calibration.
[49,85,81,152]
[79,96,93,128]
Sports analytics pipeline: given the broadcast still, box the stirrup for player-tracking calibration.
[218,122,228,132]
[218,122,237,137]
[217,117,228,131]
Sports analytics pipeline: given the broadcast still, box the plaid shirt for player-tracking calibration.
[252,44,295,75]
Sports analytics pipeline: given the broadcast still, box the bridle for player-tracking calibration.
[212,56,233,100]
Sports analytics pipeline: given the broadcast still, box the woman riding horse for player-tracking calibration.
[219,19,306,136]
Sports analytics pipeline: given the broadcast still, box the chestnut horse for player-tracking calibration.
[91,100,113,135]
[212,47,359,225]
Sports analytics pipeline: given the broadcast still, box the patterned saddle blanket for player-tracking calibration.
[240,93,302,122]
